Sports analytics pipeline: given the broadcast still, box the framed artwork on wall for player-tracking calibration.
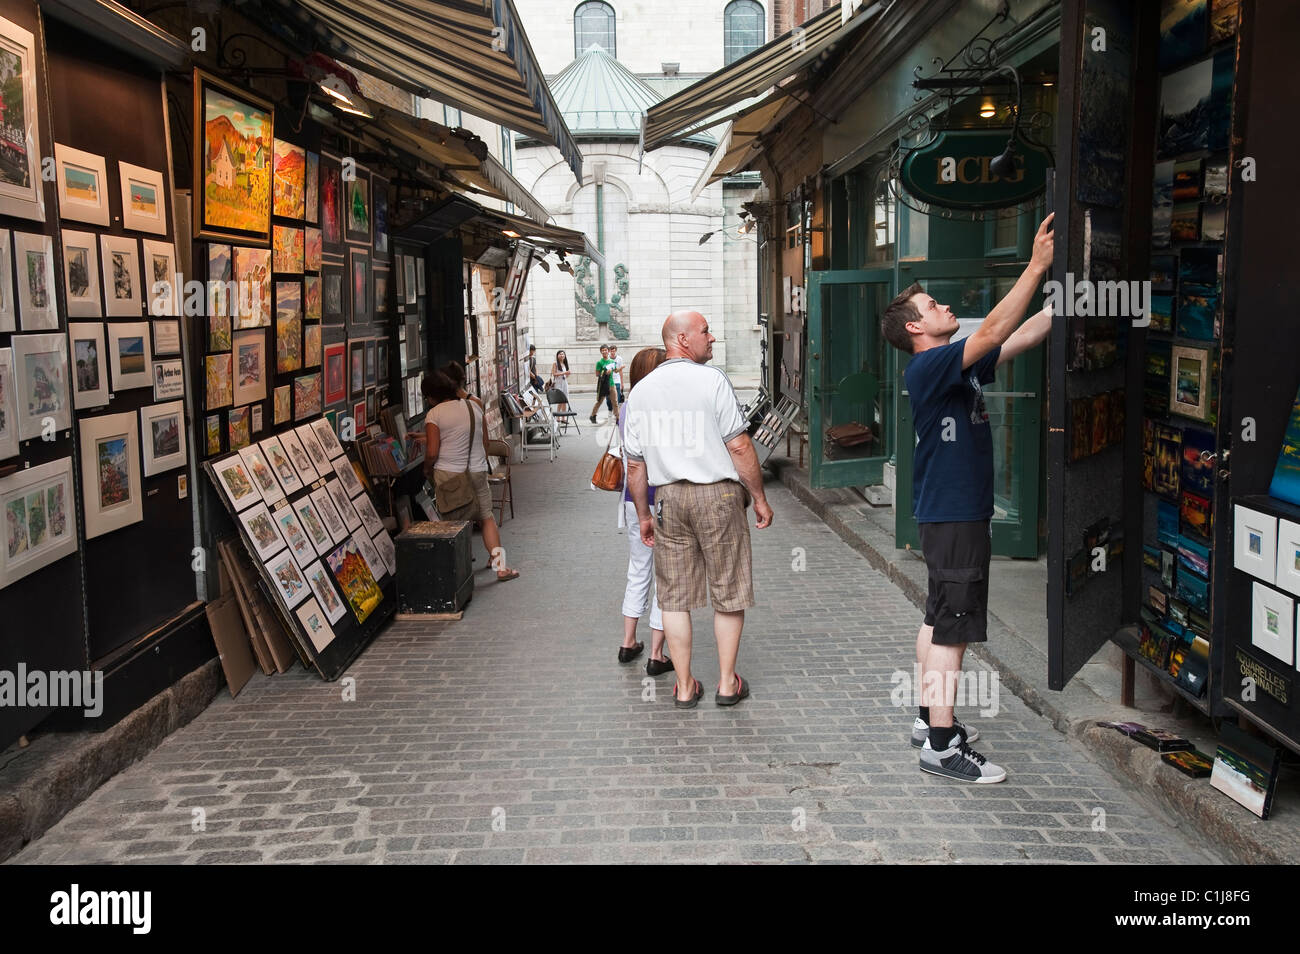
[344,168,371,246]
[324,341,347,405]
[273,383,291,424]
[1234,505,1277,585]
[295,597,336,652]
[193,70,274,244]
[350,341,365,398]
[227,404,250,449]
[204,414,221,457]
[305,227,322,272]
[0,457,77,589]
[233,246,271,328]
[0,231,14,331]
[107,321,153,391]
[373,267,389,320]
[1170,345,1211,421]
[275,280,302,374]
[272,139,305,219]
[140,399,187,476]
[54,144,109,226]
[350,248,370,325]
[100,234,142,317]
[61,229,102,317]
[304,151,319,225]
[321,263,345,324]
[0,348,18,460]
[1250,581,1293,667]
[294,371,322,420]
[238,443,283,507]
[13,332,70,441]
[0,17,46,223]
[67,322,109,410]
[304,274,321,321]
[272,223,304,273]
[207,243,232,347]
[319,151,343,254]
[79,411,143,539]
[141,240,178,316]
[205,352,232,410]
[14,231,57,330]
[232,328,267,406]
[1275,519,1300,600]
[303,323,321,368]
[118,161,167,235]
[372,175,389,260]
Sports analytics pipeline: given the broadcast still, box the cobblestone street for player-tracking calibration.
[11,434,1219,864]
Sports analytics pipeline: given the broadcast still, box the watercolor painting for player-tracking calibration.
[198,73,273,241]
[272,139,305,219]
[305,151,319,224]
[305,227,322,272]
[304,274,321,320]
[272,224,304,274]
[294,371,322,420]
[274,383,291,424]
[206,352,232,409]
[233,246,271,328]
[326,537,382,624]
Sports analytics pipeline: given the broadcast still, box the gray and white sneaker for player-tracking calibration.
[909,717,979,749]
[919,738,1006,783]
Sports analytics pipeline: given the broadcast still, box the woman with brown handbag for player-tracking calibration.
[419,370,519,582]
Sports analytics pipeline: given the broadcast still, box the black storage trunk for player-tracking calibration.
[396,521,475,614]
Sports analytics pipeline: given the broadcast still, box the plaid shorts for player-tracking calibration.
[655,480,754,613]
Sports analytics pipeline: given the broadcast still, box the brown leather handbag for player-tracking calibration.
[825,422,873,448]
[591,419,624,491]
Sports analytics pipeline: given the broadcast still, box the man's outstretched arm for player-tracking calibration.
[962,213,1055,369]
[997,303,1054,366]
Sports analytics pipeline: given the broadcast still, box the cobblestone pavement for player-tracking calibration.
[11,426,1219,864]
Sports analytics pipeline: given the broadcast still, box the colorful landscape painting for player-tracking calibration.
[233,246,271,328]
[1159,0,1207,71]
[346,176,370,243]
[272,224,304,274]
[228,404,250,449]
[97,436,130,508]
[294,371,322,419]
[200,77,273,239]
[64,165,98,202]
[117,335,145,375]
[305,151,319,224]
[321,154,341,246]
[274,384,291,425]
[305,227,322,272]
[326,538,382,624]
[304,274,321,320]
[206,353,232,409]
[304,324,321,368]
[208,244,233,349]
[272,140,305,219]
[276,281,302,373]
[0,46,30,191]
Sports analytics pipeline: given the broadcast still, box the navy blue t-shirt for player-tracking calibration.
[904,339,1001,524]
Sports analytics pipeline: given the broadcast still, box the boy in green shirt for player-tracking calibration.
[590,344,618,423]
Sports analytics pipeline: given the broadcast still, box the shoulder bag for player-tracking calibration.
[591,416,624,491]
[434,400,480,521]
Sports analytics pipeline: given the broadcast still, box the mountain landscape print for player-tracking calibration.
[200,75,273,239]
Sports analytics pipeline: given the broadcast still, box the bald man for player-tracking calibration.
[623,310,774,709]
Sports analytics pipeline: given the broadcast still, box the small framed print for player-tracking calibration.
[354,531,387,581]
[352,491,384,537]
[273,503,317,569]
[0,349,17,461]
[205,353,232,410]
[306,152,319,227]
[231,328,267,406]
[304,560,347,625]
[79,410,143,539]
[273,223,304,274]
[140,399,187,476]
[371,529,398,576]
[266,548,311,609]
[118,161,168,235]
[365,386,376,424]
[151,358,184,401]
[310,417,345,460]
[0,232,14,332]
[54,143,110,226]
[152,319,181,356]
[238,443,283,507]
[0,18,43,223]
[273,383,291,425]
[1170,345,1211,421]
[260,435,303,496]
[1251,581,1294,666]
[278,428,320,485]
[353,399,366,430]
[350,341,365,398]
[14,231,57,330]
[372,175,389,260]
[13,333,71,441]
[293,495,334,557]
[295,421,331,472]
[309,486,348,544]
[100,234,143,317]
[1275,519,1300,599]
[240,502,286,561]
[373,267,389,319]
[1234,505,1277,584]
[364,339,376,386]
[67,322,109,410]
[213,453,261,511]
[141,240,179,316]
[344,169,371,246]
[204,414,222,457]
[227,404,251,450]
[404,256,417,304]
[107,321,153,391]
[61,229,102,317]
[377,340,389,384]
[324,342,347,405]
[0,457,78,590]
[350,247,370,324]
[234,246,272,328]
[294,371,322,420]
[327,478,362,531]
[251,404,263,434]
[295,596,336,652]
[322,263,345,324]
[331,453,365,498]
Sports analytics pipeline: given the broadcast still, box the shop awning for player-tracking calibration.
[688,91,799,200]
[640,2,886,152]
[281,0,583,180]
[479,209,605,268]
[368,104,550,223]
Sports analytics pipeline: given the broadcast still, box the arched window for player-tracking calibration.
[724,0,764,65]
[574,2,616,58]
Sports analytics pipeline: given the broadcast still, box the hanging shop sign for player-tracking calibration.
[900,129,1050,211]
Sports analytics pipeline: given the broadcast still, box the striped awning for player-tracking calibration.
[640,2,885,152]
[281,0,582,180]
[688,91,799,200]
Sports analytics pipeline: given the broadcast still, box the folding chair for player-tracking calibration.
[752,394,802,467]
[520,386,561,461]
[547,388,580,434]
[486,438,513,523]
[501,390,543,462]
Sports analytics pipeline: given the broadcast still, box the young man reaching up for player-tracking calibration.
[881,212,1055,784]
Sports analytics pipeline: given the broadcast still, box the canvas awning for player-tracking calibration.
[640,2,886,152]
[279,0,582,180]
[479,209,605,268]
[688,91,799,200]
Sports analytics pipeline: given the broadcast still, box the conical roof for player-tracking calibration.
[549,45,714,145]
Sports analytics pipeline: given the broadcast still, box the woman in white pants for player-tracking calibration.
[616,347,671,675]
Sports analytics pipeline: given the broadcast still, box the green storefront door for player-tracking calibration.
[893,261,1044,558]
[806,268,896,488]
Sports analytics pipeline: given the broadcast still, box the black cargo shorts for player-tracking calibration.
[919,520,992,646]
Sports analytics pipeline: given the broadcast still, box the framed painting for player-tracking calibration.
[238,443,283,507]
[14,232,57,330]
[273,383,291,425]
[260,434,303,496]
[207,243,232,348]
[0,17,45,222]
[304,151,319,225]
[205,352,232,410]
[294,371,322,421]
[352,399,366,431]
[293,495,334,558]
[227,404,250,450]
[344,168,371,246]
[304,273,321,320]
[1170,345,1211,421]
[365,387,376,427]
[295,597,336,652]
[377,340,389,385]
[141,240,178,316]
[67,322,109,410]
[350,341,365,398]
[194,70,273,244]
[100,234,142,318]
[79,410,142,539]
[319,151,343,255]
[310,417,345,460]
[305,227,322,272]
[272,224,304,273]
[0,457,77,590]
[304,323,321,368]
[272,139,305,219]
[0,231,13,331]
[239,502,286,561]
[54,144,109,227]
[275,280,302,373]
[232,327,267,406]
[349,248,370,325]
[251,405,263,434]
[118,161,167,235]
[304,559,348,625]
[140,399,187,476]
[326,536,382,624]
[13,332,70,441]
[364,339,376,386]
[0,348,17,460]
[267,548,311,609]
[373,267,389,320]
[324,341,347,405]
[372,175,389,260]
[107,321,152,392]
[212,453,260,511]
[204,414,221,457]
[233,246,271,328]
[322,262,345,324]
[61,229,102,317]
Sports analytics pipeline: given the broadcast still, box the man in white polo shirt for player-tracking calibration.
[624,310,774,709]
